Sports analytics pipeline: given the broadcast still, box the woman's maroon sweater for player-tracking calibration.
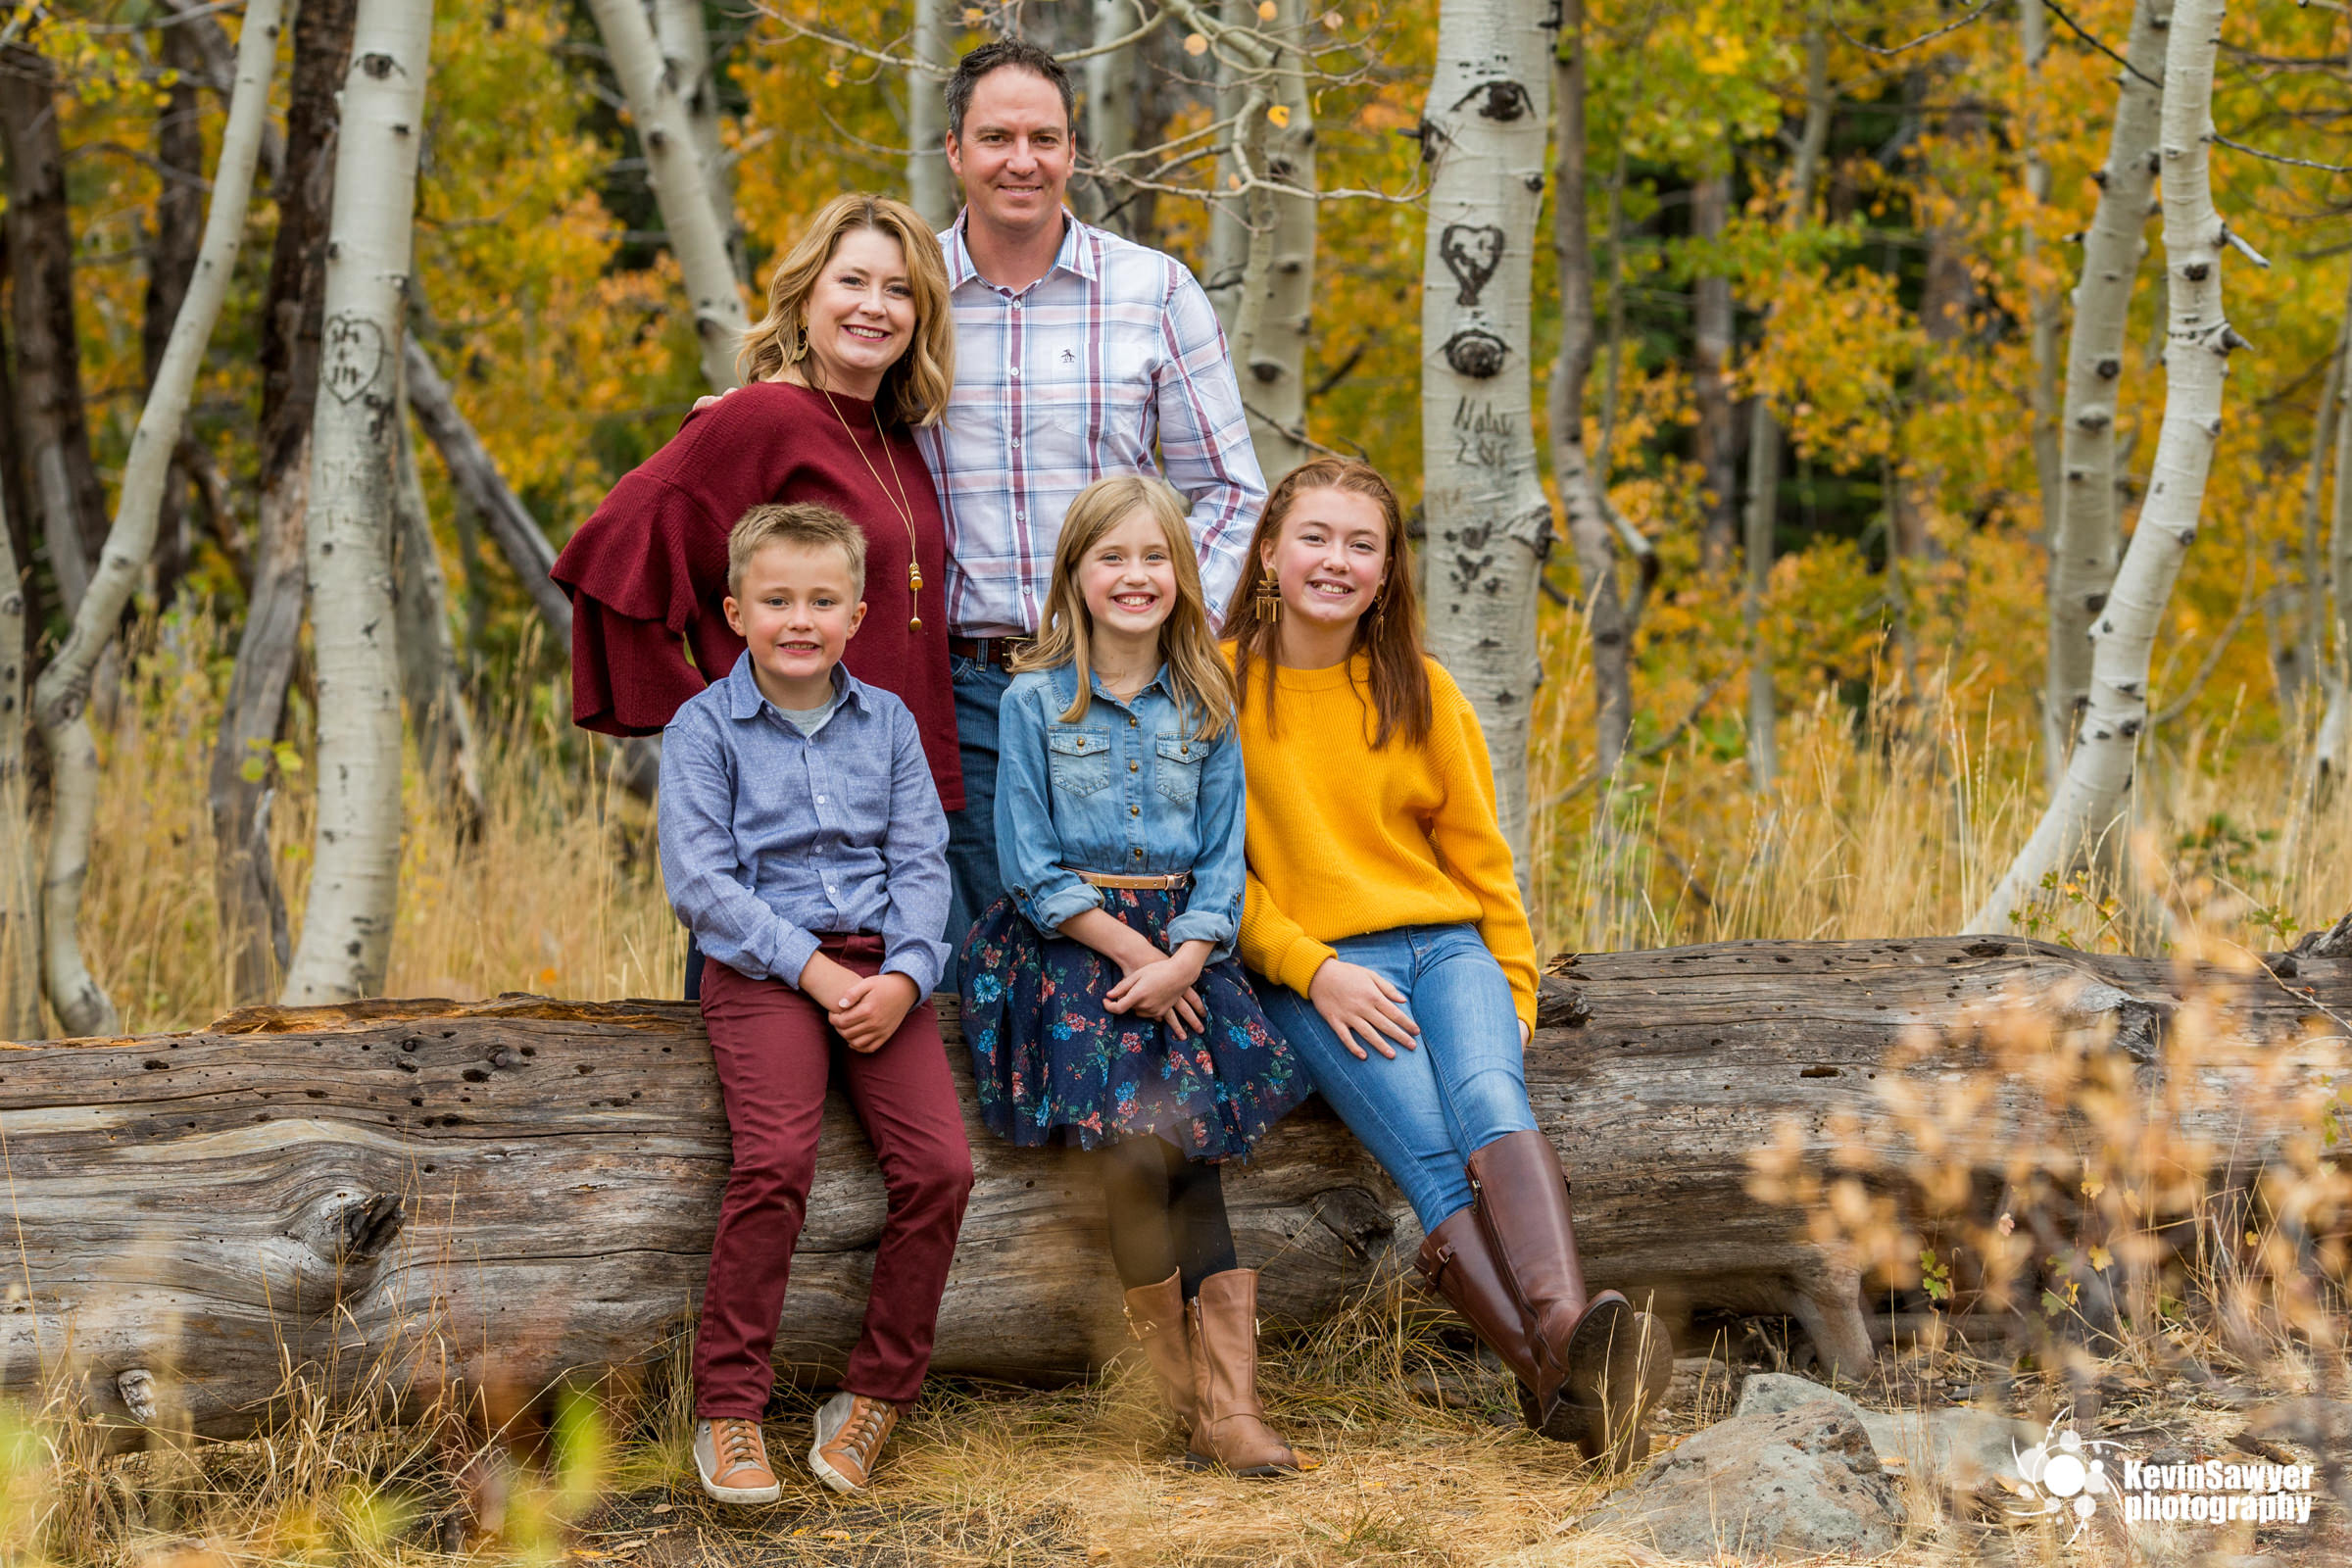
[551,380,963,810]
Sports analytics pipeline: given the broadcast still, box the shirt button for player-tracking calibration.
[1015,511,1026,521]
[1129,760,1139,772]
[1129,805,1140,817]
[1011,438,1021,448]
[1132,848,1144,859]
[1010,368,1021,378]
[814,795,826,804]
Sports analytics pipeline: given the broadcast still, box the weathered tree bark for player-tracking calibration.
[159,0,288,183]
[210,0,358,1005]
[7,935,2342,1440]
[1418,0,1553,870]
[652,0,746,283]
[280,0,438,1004]
[1691,168,1737,572]
[582,0,746,392]
[0,502,35,1041]
[1970,0,2234,938]
[0,42,110,615]
[143,19,207,612]
[401,339,569,639]
[1081,0,1138,232]
[29,0,284,1040]
[2021,0,2062,561]
[2321,283,2352,791]
[2044,0,2167,798]
[390,383,485,843]
[906,0,955,229]
[1740,20,1829,795]
[2281,320,2346,721]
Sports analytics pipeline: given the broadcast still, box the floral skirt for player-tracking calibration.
[956,886,1306,1159]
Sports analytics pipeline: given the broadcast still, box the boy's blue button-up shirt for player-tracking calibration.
[659,654,952,995]
[992,662,1246,961]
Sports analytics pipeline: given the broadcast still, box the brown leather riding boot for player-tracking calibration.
[1184,1270,1315,1479]
[1122,1268,1198,1433]
[1465,1130,1671,1459]
[1414,1205,1542,1392]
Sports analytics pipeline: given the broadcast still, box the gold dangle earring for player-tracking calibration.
[1253,573,1282,624]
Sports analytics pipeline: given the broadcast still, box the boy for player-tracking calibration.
[660,502,971,1503]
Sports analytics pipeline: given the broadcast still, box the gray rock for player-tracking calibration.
[1583,1397,1906,1562]
[1737,1370,2043,1489]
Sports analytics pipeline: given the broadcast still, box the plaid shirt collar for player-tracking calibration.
[943,206,1102,293]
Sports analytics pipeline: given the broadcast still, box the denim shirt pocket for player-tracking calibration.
[1152,732,1203,807]
[1047,725,1113,797]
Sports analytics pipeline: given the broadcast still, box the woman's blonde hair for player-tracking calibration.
[736,193,955,427]
[1013,475,1237,741]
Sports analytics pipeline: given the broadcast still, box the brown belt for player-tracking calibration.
[1067,866,1191,890]
[948,634,1033,669]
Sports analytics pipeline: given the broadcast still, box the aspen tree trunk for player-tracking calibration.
[653,0,743,279]
[907,0,955,229]
[583,0,745,391]
[143,21,206,611]
[1419,0,1553,870]
[2284,321,2346,723]
[390,383,485,843]
[2044,0,2167,797]
[1246,0,1316,482]
[0,43,110,615]
[1969,0,2234,938]
[1084,0,1138,232]
[280,0,436,1005]
[2318,277,2352,790]
[2022,0,2061,554]
[1205,0,1254,332]
[1740,21,1829,794]
[1691,168,1737,572]
[0,507,35,1041]
[27,0,285,1038]
[211,0,356,1004]
[401,339,570,638]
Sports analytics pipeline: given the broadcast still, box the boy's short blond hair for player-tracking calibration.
[727,503,868,597]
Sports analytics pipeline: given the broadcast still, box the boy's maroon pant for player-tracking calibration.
[694,942,973,1417]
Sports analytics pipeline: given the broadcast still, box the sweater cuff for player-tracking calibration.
[1273,935,1340,999]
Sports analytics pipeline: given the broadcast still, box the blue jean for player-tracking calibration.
[1250,923,1536,1233]
[942,656,1013,989]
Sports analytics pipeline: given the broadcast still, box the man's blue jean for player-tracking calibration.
[1250,923,1536,1233]
[941,656,1014,988]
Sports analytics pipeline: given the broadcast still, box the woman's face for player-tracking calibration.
[799,226,917,397]
[1260,486,1391,635]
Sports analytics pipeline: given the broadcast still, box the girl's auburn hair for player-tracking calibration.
[1228,458,1432,750]
[1012,474,1239,742]
[735,193,955,427]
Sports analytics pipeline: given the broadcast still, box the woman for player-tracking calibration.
[1229,458,1672,1469]
[555,195,963,989]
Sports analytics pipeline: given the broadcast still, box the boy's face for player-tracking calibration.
[724,540,866,698]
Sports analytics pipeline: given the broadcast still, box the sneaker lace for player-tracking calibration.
[837,1399,889,1462]
[714,1420,762,1468]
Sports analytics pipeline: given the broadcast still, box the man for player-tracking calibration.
[923,38,1266,965]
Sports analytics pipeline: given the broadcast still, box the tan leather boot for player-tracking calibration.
[1465,1130,1672,1463]
[1183,1270,1315,1478]
[1122,1268,1199,1433]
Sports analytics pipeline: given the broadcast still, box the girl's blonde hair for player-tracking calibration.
[1013,475,1237,741]
[736,194,955,427]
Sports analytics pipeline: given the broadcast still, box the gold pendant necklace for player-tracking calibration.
[819,387,925,631]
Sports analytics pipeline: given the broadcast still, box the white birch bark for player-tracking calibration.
[27,0,285,1036]
[2319,281,2352,789]
[583,0,746,391]
[1243,0,1315,481]
[1418,0,1552,869]
[2043,0,2167,796]
[1740,20,1829,794]
[1084,0,1137,230]
[391,388,485,842]
[2022,0,2061,556]
[652,0,745,282]
[1969,0,2236,937]
[280,0,435,1004]
[0,508,36,1040]
[906,0,955,229]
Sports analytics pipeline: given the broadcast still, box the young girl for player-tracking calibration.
[957,474,1312,1478]
[1229,459,1672,1470]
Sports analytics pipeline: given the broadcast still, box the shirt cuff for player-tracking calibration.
[882,941,947,1001]
[770,925,822,990]
[1165,908,1237,962]
[1273,935,1339,999]
[1025,879,1103,931]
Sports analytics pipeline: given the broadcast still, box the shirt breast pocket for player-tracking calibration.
[1047,727,1113,797]
[1152,733,1202,807]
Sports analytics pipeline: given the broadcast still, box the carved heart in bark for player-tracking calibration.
[1441,223,1506,307]
[321,313,387,404]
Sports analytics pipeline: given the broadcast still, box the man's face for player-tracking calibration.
[946,67,1074,238]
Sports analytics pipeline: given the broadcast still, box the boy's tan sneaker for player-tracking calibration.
[808,1392,898,1494]
[694,1418,781,1505]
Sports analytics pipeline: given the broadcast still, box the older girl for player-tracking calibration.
[959,474,1311,1478]
[1231,459,1671,1469]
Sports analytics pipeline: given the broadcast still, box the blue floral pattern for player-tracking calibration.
[957,885,1305,1158]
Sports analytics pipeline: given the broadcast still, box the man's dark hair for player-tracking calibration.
[945,39,1075,141]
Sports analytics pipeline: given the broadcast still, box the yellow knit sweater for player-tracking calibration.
[1234,651,1540,1032]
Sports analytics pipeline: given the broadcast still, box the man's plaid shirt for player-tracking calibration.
[917,212,1266,637]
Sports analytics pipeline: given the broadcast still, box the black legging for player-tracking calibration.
[1096,1134,1238,1298]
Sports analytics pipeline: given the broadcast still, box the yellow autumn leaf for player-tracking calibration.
[1322,8,1343,24]
[1257,0,1277,17]
[2088,1246,2114,1271]
[1267,104,1292,127]
[824,69,842,87]
[962,6,985,21]
[1184,32,1208,55]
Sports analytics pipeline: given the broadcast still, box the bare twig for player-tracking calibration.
[2214,132,2352,174]
[1833,0,1997,58]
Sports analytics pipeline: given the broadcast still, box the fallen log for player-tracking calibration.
[3,935,2342,1443]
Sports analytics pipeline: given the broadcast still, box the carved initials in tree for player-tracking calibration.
[1441,222,1505,306]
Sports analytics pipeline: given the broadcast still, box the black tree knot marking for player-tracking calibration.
[359,52,402,80]
[1452,78,1535,122]
[1440,222,1505,307]
[1444,329,1508,378]
[321,314,386,404]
